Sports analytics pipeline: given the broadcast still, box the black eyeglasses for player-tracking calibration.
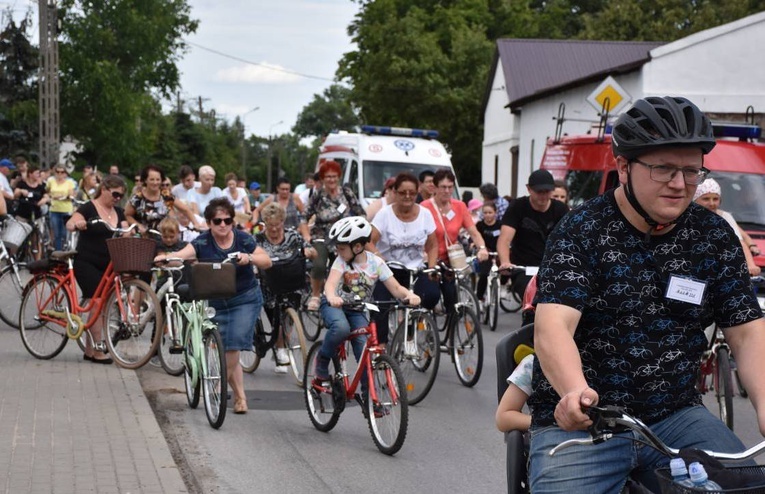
[631,159,710,185]
[55,170,66,174]
[111,191,125,199]
[211,217,234,226]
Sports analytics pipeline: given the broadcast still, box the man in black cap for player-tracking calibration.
[497,169,569,298]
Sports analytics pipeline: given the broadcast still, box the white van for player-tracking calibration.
[317,126,457,207]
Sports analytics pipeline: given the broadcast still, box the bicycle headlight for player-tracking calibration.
[204,306,216,319]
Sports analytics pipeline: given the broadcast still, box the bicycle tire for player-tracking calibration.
[458,282,480,319]
[715,347,734,430]
[388,311,439,405]
[240,317,262,373]
[104,278,163,369]
[304,341,342,432]
[488,278,499,332]
[366,353,409,455]
[0,261,31,329]
[499,283,523,313]
[301,309,322,342]
[158,300,185,376]
[283,307,307,385]
[183,321,201,409]
[202,328,227,429]
[19,274,70,359]
[451,306,483,387]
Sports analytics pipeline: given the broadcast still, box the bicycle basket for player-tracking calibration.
[106,237,157,273]
[656,466,765,493]
[187,262,236,300]
[1,217,33,255]
[261,255,305,295]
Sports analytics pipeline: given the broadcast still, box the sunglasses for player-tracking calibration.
[111,191,125,199]
[211,217,234,226]
[55,170,66,174]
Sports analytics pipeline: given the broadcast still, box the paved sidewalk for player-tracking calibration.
[0,328,187,494]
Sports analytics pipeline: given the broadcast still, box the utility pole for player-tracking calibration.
[38,0,60,170]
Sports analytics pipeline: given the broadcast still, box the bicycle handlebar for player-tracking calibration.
[89,218,139,235]
[385,260,439,276]
[549,405,765,462]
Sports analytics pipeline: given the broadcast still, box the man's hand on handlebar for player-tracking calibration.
[554,387,599,431]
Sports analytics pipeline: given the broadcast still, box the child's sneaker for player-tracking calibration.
[275,348,290,366]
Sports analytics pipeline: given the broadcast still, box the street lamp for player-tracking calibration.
[267,120,284,193]
[239,106,260,181]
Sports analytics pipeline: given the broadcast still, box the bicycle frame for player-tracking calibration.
[698,326,729,394]
[182,299,217,389]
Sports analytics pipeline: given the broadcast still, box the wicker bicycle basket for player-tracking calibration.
[656,466,765,493]
[106,237,157,273]
[1,217,33,255]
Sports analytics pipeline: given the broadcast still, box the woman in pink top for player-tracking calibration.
[422,169,487,312]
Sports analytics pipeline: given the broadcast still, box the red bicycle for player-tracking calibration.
[303,300,409,455]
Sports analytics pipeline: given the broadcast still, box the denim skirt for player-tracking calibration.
[209,284,263,351]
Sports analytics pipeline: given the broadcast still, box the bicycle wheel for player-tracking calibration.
[183,323,201,408]
[301,309,322,342]
[104,278,163,369]
[158,301,185,376]
[458,282,480,318]
[388,311,439,405]
[488,278,500,332]
[451,307,483,387]
[202,328,227,429]
[366,353,409,455]
[0,261,31,329]
[303,341,342,432]
[283,307,307,385]
[19,274,71,359]
[714,347,734,430]
[499,283,523,313]
[240,317,262,373]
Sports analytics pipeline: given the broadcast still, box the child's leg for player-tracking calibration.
[345,310,369,394]
[316,298,352,378]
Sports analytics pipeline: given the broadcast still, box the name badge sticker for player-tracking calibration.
[666,276,706,305]
[445,210,456,221]
[337,203,347,214]
[492,230,500,237]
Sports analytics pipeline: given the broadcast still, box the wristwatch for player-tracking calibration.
[478,246,487,250]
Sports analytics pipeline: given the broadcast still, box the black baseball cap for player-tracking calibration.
[527,170,555,191]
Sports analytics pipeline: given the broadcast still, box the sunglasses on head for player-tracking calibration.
[211,217,234,226]
[111,191,124,199]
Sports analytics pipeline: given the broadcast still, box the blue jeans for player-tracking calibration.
[50,212,69,251]
[529,405,747,493]
[317,297,368,388]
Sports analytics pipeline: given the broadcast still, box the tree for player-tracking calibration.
[0,10,39,158]
[58,0,198,166]
[293,84,360,141]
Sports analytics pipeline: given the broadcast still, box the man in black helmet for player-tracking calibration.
[528,96,765,493]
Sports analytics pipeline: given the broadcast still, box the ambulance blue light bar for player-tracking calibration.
[361,125,440,139]
[712,123,762,140]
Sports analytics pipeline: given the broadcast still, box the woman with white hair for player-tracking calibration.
[694,178,760,276]
[188,165,222,216]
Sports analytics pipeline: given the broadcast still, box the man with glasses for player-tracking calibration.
[497,169,569,299]
[527,96,765,493]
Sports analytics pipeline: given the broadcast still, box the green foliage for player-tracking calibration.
[58,0,198,167]
[293,84,360,140]
[0,11,39,158]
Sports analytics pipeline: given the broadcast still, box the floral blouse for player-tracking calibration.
[304,184,365,239]
[128,190,174,230]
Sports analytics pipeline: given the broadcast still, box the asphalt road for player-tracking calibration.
[137,309,765,493]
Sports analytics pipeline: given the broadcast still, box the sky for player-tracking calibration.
[2,0,360,139]
[174,0,360,138]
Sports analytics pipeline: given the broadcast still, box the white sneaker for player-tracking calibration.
[274,365,288,374]
[275,348,290,366]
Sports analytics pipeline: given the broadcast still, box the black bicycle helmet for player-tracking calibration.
[611,96,716,160]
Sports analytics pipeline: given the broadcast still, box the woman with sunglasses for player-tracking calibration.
[126,164,200,235]
[66,174,130,364]
[47,166,76,251]
[154,198,272,414]
[368,173,440,344]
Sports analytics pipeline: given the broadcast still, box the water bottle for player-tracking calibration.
[688,462,723,491]
[670,458,695,487]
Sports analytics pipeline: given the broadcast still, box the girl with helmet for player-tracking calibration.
[313,216,420,386]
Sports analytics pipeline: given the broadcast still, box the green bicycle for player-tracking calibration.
[155,257,228,429]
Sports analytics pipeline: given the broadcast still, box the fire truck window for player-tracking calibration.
[566,171,603,207]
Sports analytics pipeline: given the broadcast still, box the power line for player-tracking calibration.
[186,41,336,82]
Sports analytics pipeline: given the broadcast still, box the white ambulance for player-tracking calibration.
[316,126,457,207]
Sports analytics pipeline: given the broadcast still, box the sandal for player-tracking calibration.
[306,296,320,311]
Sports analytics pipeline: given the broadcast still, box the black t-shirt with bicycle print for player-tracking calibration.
[529,190,762,427]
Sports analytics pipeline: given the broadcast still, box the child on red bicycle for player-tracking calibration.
[314,216,420,390]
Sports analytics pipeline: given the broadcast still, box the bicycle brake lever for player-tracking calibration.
[549,434,612,456]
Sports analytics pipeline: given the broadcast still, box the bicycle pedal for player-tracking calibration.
[169,346,184,355]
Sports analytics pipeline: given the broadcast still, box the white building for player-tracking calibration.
[481,11,765,198]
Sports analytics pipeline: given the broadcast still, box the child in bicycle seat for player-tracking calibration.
[495,349,534,432]
[475,202,501,306]
[155,216,187,255]
[314,216,420,389]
